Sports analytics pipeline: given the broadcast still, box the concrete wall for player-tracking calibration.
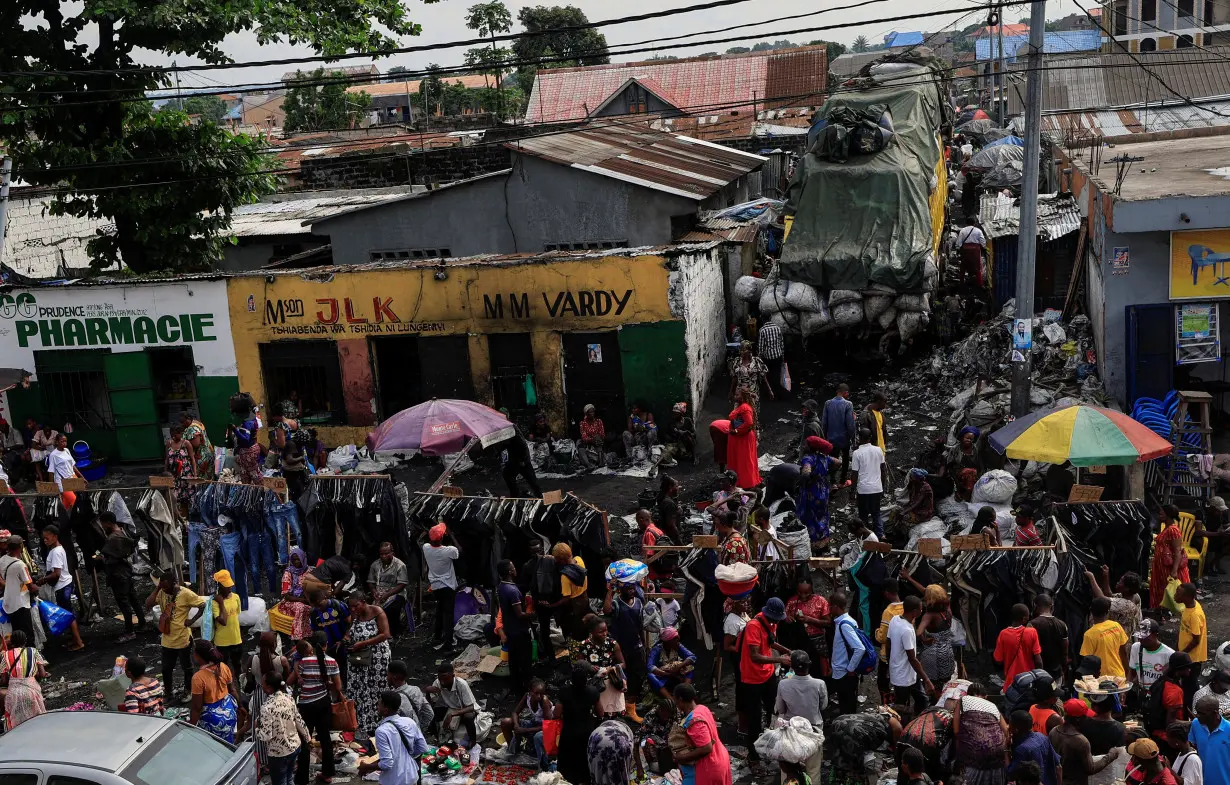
[315,155,704,265]
[221,237,329,272]
[668,248,730,415]
[1096,228,1172,404]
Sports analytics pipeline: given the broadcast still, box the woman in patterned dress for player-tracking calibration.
[727,341,773,430]
[190,640,239,743]
[587,719,636,785]
[2,631,47,729]
[576,614,627,718]
[916,584,956,685]
[346,592,392,741]
[273,548,313,642]
[164,424,195,510]
[796,436,836,546]
[180,412,216,481]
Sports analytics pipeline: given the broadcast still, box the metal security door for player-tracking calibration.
[562,331,625,435]
[103,352,164,461]
[1126,304,1175,405]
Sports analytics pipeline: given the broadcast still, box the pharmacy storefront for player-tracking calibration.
[0,280,238,462]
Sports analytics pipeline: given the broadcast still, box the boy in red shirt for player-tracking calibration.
[995,603,1043,693]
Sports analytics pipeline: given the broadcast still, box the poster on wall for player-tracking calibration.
[1170,229,1230,299]
[587,344,603,363]
[1111,246,1130,275]
[1012,319,1032,351]
[1175,303,1221,365]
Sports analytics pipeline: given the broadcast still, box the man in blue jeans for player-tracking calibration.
[829,591,865,715]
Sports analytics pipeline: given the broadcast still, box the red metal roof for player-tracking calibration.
[525,46,827,124]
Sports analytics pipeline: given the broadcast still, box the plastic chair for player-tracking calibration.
[1177,512,1208,579]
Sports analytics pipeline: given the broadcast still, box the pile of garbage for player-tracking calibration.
[735,261,939,340]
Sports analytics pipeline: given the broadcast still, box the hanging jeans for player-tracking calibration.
[245,528,279,596]
[266,500,302,565]
[219,532,251,611]
[187,523,224,592]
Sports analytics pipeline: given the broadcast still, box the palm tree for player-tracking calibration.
[852,35,870,52]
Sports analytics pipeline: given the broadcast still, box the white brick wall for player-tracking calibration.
[1,197,113,278]
[668,246,729,415]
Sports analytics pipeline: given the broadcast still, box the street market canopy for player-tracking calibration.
[989,403,1173,466]
[968,143,1024,171]
[366,399,515,456]
[781,60,948,291]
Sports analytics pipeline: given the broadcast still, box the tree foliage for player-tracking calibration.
[511,5,610,94]
[465,1,514,90]
[386,65,411,81]
[1,0,432,274]
[283,69,372,133]
[853,35,871,52]
[182,95,229,124]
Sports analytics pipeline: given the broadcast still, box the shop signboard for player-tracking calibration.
[1170,229,1230,300]
[0,282,237,377]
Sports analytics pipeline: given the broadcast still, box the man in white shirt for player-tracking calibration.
[0,535,35,640]
[422,523,460,651]
[1129,619,1173,690]
[425,663,480,753]
[887,596,934,714]
[849,427,887,536]
[40,525,85,650]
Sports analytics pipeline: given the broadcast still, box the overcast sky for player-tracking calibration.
[156,0,1091,91]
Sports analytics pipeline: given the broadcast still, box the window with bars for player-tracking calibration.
[543,240,628,252]
[368,248,451,261]
[37,369,114,429]
[258,341,347,425]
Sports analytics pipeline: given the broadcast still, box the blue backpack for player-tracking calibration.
[835,618,879,676]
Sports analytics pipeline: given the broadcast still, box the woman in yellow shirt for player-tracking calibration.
[210,570,243,680]
[548,543,588,641]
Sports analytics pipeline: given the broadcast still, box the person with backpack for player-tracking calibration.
[995,604,1044,695]
[739,597,793,763]
[830,591,873,714]
[1147,652,1195,757]
[887,596,935,716]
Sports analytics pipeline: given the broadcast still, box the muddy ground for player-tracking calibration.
[30,347,1230,781]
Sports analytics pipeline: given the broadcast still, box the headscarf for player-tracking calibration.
[660,627,680,643]
[672,402,687,414]
[286,547,309,595]
[910,468,929,480]
[583,404,596,415]
[805,436,833,455]
[959,425,981,440]
[429,523,447,543]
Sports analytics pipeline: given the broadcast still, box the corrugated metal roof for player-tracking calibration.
[975,31,1102,61]
[1008,46,1230,115]
[509,124,766,200]
[830,52,886,78]
[884,32,926,47]
[979,192,1082,240]
[347,75,491,97]
[1042,100,1230,138]
[229,187,423,236]
[525,46,826,124]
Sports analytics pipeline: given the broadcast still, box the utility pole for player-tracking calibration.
[997,7,1006,125]
[173,60,183,110]
[1010,0,1047,418]
[0,158,11,262]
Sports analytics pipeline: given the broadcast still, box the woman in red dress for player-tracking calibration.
[1150,504,1190,608]
[726,388,761,488]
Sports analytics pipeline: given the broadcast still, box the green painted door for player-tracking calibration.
[104,353,164,461]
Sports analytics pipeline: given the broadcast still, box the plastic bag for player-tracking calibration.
[38,599,75,638]
[1163,578,1183,613]
[781,362,792,393]
[753,716,824,763]
[783,283,826,313]
[759,282,791,314]
[832,301,864,327]
[972,469,1018,505]
[735,276,767,303]
[863,295,892,321]
[606,559,649,584]
[829,289,863,306]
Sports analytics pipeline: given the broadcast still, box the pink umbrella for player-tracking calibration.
[366,399,516,455]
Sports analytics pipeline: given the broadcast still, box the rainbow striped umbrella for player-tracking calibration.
[988,403,1172,466]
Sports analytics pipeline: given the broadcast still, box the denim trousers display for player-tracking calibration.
[244,526,279,596]
[219,531,251,611]
[267,499,302,565]
[187,523,224,589]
